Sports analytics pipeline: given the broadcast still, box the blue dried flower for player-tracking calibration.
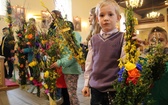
[136,63,142,71]
[118,76,124,82]
[118,67,125,76]
[36,53,41,60]
[35,42,40,48]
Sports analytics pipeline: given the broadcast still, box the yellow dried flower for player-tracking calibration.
[25,35,28,39]
[43,83,48,89]
[125,62,136,71]
[29,61,38,67]
[29,77,34,81]
[44,71,49,78]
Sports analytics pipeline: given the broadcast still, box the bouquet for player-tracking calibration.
[113,7,153,105]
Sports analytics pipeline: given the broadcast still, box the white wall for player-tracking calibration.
[0,0,100,42]
[0,0,55,41]
[71,0,101,42]
[10,0,55,18]
[0,0,155,43]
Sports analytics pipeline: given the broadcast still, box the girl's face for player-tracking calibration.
[148,32,167,47]
[97,4,120,33]
[88,12,94,25]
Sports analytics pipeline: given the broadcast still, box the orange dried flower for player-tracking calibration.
[20,64,24,68]
[28,34,33,39]
[128,68,141,78]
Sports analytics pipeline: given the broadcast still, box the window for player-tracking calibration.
[120,13,126,32]
[0,0,6,16]
[55,0,72,21]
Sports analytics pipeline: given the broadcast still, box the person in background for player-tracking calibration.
[56,67,70,105]
[49,10,70,105]
[143,26,168,105]
[80,7,101,71]
[86,7,101,43]
[82,0,124,104]
[67,21,82,43]
[48,10,63,36]
[0,27,15,79]
[50,21,82,105]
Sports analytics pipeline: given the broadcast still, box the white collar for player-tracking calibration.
[100,28,118,36]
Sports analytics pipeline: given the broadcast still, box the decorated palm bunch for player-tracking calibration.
[25,20,44,97]
[6,0,14,45]
[6,0,12,28]
[41,2,85,66]
[41,2,85,102]
[51,17,85,65]
[40,31,60,100]
[16,21,28,85]
[39,11,66,101]
[113,7,153,105]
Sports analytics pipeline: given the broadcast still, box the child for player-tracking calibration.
[145,26,168,105]
[86,7,101,42]
[56,67,70,105]
[82,0,124,104]
[50,20,82,104]
[48,10,70,104]
[81,7,101,71]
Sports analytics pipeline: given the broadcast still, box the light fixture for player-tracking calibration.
[146,0,160,19]
[165,0,168,5]
[82,21,88,28]
[126,0,143,8]
[146,11,160,18]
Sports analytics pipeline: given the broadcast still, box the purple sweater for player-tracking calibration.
[89,32,124,92]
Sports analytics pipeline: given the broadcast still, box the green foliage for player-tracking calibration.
[114,41,168,105]
[113,63,153,105]
[6,0,12,24]
[41,14,85,100]
[146,45,168,81]
[113,7,155,105]
[15,22,27,85]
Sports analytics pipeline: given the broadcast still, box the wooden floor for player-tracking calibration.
[0,88,49,105]
[0,72,90,105]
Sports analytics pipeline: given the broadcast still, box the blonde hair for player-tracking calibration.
[86,7,101,42]
[90,7,96,16]
[95,0,121,17]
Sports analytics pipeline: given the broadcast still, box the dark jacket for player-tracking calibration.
[0,34,15,58]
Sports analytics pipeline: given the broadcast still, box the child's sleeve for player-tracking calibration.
[84,41,93,87]
[56,54,76,68]
[120,33,125,58]
[23,47,33,53]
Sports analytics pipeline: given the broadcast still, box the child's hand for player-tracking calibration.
[20,49,23,53]
[82,86,90,97]
[132,34,146,48]
[50,62,59,69]
[17,47,21,51]
[81,64,85,71]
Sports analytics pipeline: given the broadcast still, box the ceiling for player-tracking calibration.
[115,0,168,18]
